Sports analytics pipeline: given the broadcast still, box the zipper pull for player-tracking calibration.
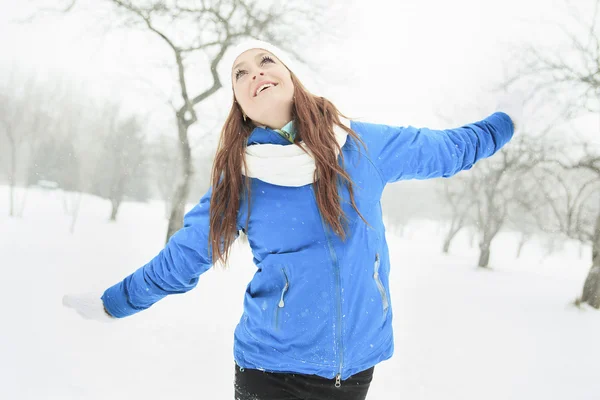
[335,373,341,388]
[279,281,289,308]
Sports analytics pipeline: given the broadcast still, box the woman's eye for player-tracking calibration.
[235,70,247,80]
[234,56,273,80]
[260,56,275,66]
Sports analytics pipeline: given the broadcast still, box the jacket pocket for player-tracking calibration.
[274,268,289,330]
[373,253,389,313]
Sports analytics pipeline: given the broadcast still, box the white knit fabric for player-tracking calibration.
[242,118,350,187]
[223,39,302,91]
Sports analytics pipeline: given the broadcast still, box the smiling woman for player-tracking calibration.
[62,39,519,400]
[231,48,295,130]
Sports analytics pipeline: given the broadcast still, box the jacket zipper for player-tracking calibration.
[374,253,389,312]
[318,215,344,387]
[327,226,344,388]
[275,268,289,329]
[311,187,344,387]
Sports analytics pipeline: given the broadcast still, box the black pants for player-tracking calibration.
[234,363,374,400]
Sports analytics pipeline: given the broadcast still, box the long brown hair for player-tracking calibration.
[209,72,367,267]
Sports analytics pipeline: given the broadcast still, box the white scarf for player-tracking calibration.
[242,118,350,187]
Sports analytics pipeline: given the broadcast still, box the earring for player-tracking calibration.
[243,113,247,122]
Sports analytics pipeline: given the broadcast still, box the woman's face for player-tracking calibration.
[231,48,294,128]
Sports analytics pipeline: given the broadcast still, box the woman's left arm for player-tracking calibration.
[351,112,515,184]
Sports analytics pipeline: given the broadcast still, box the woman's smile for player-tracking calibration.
[254,81,278,97]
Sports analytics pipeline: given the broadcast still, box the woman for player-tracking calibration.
[63,40,518,400]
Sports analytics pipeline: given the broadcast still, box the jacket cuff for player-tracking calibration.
[101,281,144,318]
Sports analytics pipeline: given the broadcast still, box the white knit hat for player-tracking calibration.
[221,39,303,91]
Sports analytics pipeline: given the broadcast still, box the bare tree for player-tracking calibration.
[504,0,600,117]
[0,92,20,217]
[61,98,123,233]
[508,186,540,259]
[437,177,476,254]
[24,0,336,242]
[91,115,149,221]
[505,0,600,307]
[539,156,600,307]
[465,138,542,268]
[514,139,599,302]
[0,73,51,217]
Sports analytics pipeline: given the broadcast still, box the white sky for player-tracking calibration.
[0,0,582,143]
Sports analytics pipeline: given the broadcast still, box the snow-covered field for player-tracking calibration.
[1,186,598,400]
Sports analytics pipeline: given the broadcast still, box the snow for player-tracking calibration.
[1,186,598,399]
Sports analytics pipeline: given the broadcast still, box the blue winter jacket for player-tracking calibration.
[102,112,514,382]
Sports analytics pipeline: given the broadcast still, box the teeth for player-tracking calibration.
[256,83,275,95]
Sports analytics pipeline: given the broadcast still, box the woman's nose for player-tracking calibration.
[252,72,264,80]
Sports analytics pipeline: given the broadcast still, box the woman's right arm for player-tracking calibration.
[101,186,232,318]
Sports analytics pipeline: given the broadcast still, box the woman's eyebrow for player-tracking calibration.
[232,52,271,71]
[232,60,246,71]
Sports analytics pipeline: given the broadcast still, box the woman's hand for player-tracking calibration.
[62,292,115,322]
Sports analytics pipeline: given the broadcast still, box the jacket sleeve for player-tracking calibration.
[351,112,514,184]
[101,186,236,318]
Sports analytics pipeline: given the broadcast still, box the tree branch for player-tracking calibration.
[14,0,77,23]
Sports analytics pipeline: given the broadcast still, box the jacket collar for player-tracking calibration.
[247,126,292,146]
[247,120,296,146]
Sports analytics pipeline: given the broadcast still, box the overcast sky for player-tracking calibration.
[0,0,582,143]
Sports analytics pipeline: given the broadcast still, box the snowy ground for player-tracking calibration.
[1,186,598,400]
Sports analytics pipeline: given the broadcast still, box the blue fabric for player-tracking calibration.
[102,112,514,380]
[249,120,296,144]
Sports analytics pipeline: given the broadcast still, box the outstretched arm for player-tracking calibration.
[100,186,235,318]
[351,112,515,184]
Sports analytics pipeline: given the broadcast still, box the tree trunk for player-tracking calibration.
[69,191,82,234]
[469,229,477,249]
[478,244,491,267]
[442,222,461,254]
[581,208,600,308]
[516,239,525,259]
[109,198,120,221]
[516,232,529,259]
[478,234,492,268]
[581,265,600,308]
[8,136,16,217]
[109,177,124,222]
[8,181,14,217]
[165,116,193,242]
[477,210,503,268]
[442,236,452,254]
